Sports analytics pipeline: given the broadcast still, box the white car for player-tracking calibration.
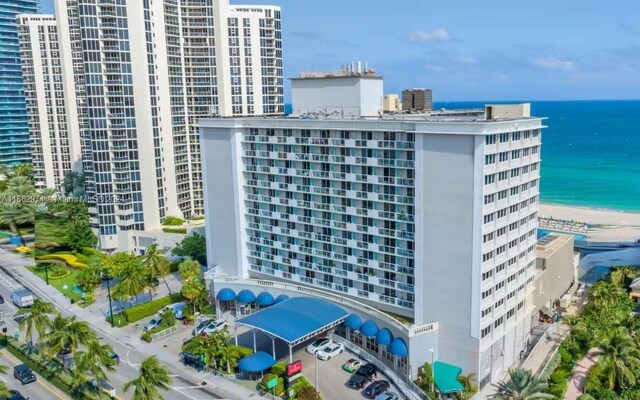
[201,319,228,335]
[143,316,162,332]
[305,338,332,355]
[316,343,344,360]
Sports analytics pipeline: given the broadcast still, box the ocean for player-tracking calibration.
[286,100,640,212]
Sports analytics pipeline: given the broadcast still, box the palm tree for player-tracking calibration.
[114,260,146,305]
[565,315,588,333]
[597,328,640,389]
[74,340,117,399]
[491,368,554,400]
[141,243,172,295]
[610,266,638,288]
[181,278,205,316]
[16,299,55,351]
[458,372,478,395]
[43,314,98,359]
[0,203,34,246]
[0,364,11,398]
[215,340,241,374]
[123,356,172,400]
[178,259,201,282]
[588,281,622,306]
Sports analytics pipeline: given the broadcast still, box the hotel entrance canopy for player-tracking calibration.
[235,296,349,346]
[434,361,464,394]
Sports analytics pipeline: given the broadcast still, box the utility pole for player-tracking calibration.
[103,272,115,327]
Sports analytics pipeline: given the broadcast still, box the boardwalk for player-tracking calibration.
[563,348,599,400]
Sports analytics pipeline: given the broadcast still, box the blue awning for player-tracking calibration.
[256,292,275,306]
[216,288,236,302]
[390,338,408,357]
[274,294,290,304]
[376,328,393,346]
[237,289,256,303]
[237,351,276,373]
[344,314,363,330]
[360,320,379,337]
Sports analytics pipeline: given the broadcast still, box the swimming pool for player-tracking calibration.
[537,228,588,243]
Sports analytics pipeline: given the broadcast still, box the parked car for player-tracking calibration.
[316,343,344,361]
[143,316,163,332]
[6,390,28,400]
[342,358,363,373]
[108,350,120,365]
[374,392,399,400]
[13,364,36,385]
[346,363,377,389]
[200,319,227,335]
[162,302,186,320]
[192,319,212,336]
[305,338,332,355]
[13,312,29,323]
[364,380,390,399]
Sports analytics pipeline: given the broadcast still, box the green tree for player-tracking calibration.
[61,170,85,197]
[458,372,478,398]
[216,344,242,374]
[416,361,434,392]
[0,364,11,398]
[178,259,201,282]
[172,233,207,265]
[297,386,321,400]
[74,340,117,399]
[491,368,554,400]
[123,356,172,400]
[66,220,98,251]
[159,308,176,328]
[109,252,146,304]
[141,243,171,294]
[610,266,638,288]
[597,328,640,390]
[16,299,55,351]
[181,278,206,315]
[76,255,104,293]
[43,314,98,359]
[49,200,91,223]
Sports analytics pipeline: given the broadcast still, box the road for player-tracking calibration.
[0,256,227,400]
[0,347,70,400]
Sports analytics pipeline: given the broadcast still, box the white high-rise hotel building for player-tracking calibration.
[19,0,282,249]
[201,72,544,387]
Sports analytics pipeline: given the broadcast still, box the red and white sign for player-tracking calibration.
[286,360,302,377]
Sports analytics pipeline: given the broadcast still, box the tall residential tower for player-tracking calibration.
[0,0,38,166]
[52,0,283,250]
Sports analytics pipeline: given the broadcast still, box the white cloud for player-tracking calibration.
[532,57,576,71]
[426,64,446,72]
[453,56,477,65]
[408,28,450,43]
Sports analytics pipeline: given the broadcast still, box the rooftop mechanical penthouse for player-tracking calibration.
[199,103,544,388]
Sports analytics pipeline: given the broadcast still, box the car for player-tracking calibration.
[192,319,213,336]
[346,363,377,389]
[342,358,363,373]
[364,380,391,398]
[143,316,162,332]
[316,343,344,361]
[13,364,36,385]
[162,302,187,319]
[200,319,227,335]
[305,338,332,355]
[108,350,120,365]
[13,312,29,323]
[92,378,116,398]
[6,390,28,400]
[374,392,399,400]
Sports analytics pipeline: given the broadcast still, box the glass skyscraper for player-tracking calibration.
[0,0,38,165]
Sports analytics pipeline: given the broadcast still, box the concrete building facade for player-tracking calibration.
[199,104,544,388]
[17,14,83,190]
[51,0,283,250]
[534,233,576,312]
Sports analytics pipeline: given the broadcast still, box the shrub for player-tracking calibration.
[162,216,184,226]
[140,325,174,342]
[123,293,183,323]
[559,347,573,364]
[271,362,286,376]
[81,247,101,257]
[232,345,253,358]
[163,227,187,234]
[549,366,571,385]
[37,253,87,269]
[259,373,284,396]
[73,251,90,264]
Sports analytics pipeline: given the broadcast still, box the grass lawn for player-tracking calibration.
[107,313,128,328]
[27,265,94,307]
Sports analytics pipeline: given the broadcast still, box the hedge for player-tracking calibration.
[163,227,187,234]
[123,293,184,323]
[162,216,184,226]
[37,253,87,269]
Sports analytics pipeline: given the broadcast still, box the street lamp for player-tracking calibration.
[43,263,50,285]
[102,272,115,328]
[429,348,434,394]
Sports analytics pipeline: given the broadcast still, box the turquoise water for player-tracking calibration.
[285,100,640,212]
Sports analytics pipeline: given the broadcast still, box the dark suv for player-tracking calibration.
[13,364,36,385]
[7,390,28,400]
[364,380,390,398]
[346,363,377,389]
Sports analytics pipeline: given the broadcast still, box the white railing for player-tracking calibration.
[151,325,178,342]
[210,276,438,337]
[329,334,425,400]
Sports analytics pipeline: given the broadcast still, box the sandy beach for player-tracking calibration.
[539,204,640,242]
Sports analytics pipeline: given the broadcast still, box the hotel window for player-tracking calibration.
[512,132,521,140]
[495,281,505,291]
[496,263,505,273]
[498,190,508,200]
[484,174,495,185]
[499,133,509,143]
[499,152,509,162]
[496,245,506,255]
[484,214,494,224]
[482,307,492,317]
[497,209,506,218]
[510,187,519,196]
[482,270,493,281]
[494,316,504,328]
[497,227,506,237]
[483,252,494,262]
[511,168,520,178]
[495,298,504,308]
[483,232,494,243]
[481,326,492,338]
[511,150,521,159]
[524,131,531,139]
[485,154,496,165]
[509,205,518,214]
[482,288,493,299]
[498,171,507,181]
[484,194,495,205]
[486,135,496,145]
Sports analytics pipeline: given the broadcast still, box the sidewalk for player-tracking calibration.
[563,348,599,400]
[0,247,259,399]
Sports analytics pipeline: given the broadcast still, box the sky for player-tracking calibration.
[41,0,640,101]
